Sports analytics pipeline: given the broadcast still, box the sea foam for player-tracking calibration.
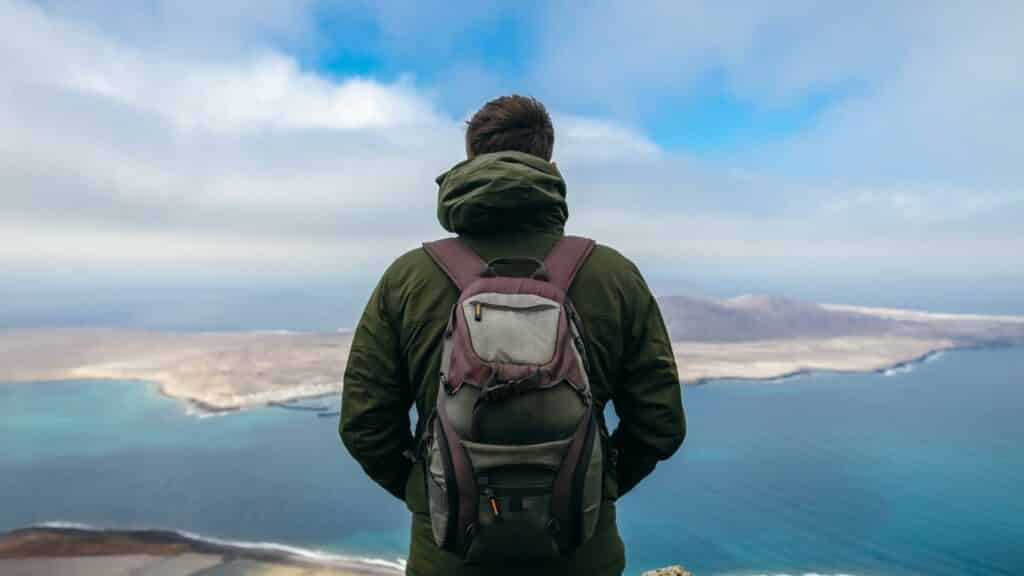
[883,349,946,376]
[33,521,406,572]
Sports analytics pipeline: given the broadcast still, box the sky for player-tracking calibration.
[1,0,1022,329]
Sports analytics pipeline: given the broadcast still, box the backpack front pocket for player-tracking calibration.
[462,294,560,364]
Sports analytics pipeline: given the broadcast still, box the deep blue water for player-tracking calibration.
[2,347,1023,575]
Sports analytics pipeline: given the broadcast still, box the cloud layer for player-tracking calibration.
[1,0,1021,329]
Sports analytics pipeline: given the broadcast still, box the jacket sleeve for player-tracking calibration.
[610,265,686,497]
[339,272,414,501]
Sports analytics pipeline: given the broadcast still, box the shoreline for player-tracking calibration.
[0,524,403,575]
[686,340,1017,387]
[188,391,343,415]
[9,341,1017,416]
[4,300,1024,415]
[0,328,353,413]
[685,342,965,386]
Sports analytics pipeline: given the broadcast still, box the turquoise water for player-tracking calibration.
[2,347,1023,575]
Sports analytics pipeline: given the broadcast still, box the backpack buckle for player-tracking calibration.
[546,517,561,537]
[440,373,455,395]
[480,381,511,402]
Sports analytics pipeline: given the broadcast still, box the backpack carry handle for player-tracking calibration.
[480,257,550,281]
[423,236,594,291]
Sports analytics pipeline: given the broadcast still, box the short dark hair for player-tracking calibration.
[465,95,554,161]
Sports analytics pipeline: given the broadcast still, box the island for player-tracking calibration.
[1,295,1022,413]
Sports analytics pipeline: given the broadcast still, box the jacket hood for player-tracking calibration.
[436,151,568,235]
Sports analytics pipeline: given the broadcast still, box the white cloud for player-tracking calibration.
[528,0,1024,282]
[536,0,1024,189]
[4,1,440,133]
[818,186,1010,225]
[90,56,439,133]
[0,0,1020,303]
[0,0,457,277]
[33,0,323,60]
[0,0,677,282]
[572,205,1023,280]
[555,116,661,163]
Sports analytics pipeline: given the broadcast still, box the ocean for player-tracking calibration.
[2,347,1022,575]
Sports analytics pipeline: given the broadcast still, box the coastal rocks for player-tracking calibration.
[642,566,693,576]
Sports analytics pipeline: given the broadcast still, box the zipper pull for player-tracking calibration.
[481,482,501,518]
[474,302,483,322]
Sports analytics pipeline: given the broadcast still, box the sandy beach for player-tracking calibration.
[675,335,959,384]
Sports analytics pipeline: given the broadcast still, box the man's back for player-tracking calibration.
[340,98,684,576]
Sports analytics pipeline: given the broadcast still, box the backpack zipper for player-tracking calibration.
[468,301,558,322]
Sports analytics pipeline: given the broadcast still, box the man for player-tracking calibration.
[340,95,685,575]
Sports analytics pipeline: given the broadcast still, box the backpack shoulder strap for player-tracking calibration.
[422,238,485,291]
[544,235,596,292]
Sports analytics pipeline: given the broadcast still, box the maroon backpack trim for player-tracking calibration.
[543,236,596,293]
[422,238,484,291]
[436,393,479,553]
[551,405,595,552]
[422,235,595,293]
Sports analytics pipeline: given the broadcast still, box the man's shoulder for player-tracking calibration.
[385,245,437,277]
[372,245,458,325]
[378,244,453,295]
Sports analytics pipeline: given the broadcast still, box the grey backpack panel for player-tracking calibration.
[461,293,561,365]
[421,236,603,562]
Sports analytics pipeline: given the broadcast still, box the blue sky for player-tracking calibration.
[305,4,845,155]
[1,0,1022,328]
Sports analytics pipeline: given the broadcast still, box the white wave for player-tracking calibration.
[34,520,97,530]
[883,349,948,377]
[32,521,405,572]
[172,528,407,572]
[180,384,342,418]
[883,363,915,376]
[186,404,234,418]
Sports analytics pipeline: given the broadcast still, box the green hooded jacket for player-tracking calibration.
[340,151,685,575]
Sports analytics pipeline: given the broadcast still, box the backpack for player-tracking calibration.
[419,235,604,563]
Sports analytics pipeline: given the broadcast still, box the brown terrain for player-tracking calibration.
[0,526,399,575]
[1,295,1023,412]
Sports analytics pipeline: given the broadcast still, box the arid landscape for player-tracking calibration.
[2,295,1022,412]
